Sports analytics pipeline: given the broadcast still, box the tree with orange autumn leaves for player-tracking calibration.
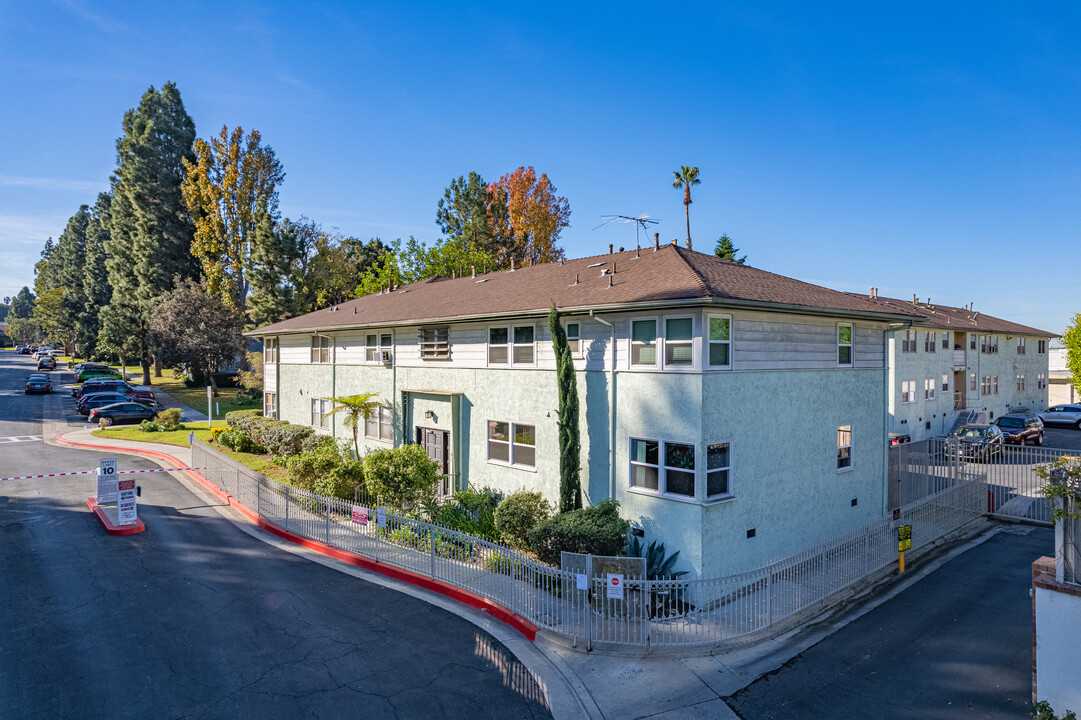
[489,166,570,266]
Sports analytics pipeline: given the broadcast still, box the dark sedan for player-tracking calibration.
[992,413,1044,446]
[88,402,159,426]
[37,355,56,370]
[946,424,1005,462]
[25,374,52,394]
[77,391,159,416]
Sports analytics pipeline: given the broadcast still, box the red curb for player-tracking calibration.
[86,496,146,535]
[59,432,539,642]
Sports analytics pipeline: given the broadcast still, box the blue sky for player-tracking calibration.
[2,1,1078,334]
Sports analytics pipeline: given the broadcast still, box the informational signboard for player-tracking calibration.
[117,479,137,525]
[897,524,912,552]
[376,507,386,528]
[97,457,118,504]
[351,506,368,526]
[576,573,588,591]
[606,573,624,600]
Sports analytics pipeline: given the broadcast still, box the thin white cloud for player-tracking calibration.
[49,0,127,33]
[0,174,105,193]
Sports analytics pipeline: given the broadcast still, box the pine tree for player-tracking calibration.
[714,234,746,264]
[81,191,114,356]
[248,195,299,327]
[549,303,582,512]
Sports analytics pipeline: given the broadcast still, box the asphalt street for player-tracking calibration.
[726,524,1052,720]
[0,352,552,719]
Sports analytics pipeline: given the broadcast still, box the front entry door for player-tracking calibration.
[417,427,451,496]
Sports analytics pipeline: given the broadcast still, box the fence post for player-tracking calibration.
[766,571,773,628]
[429,530,436,578]
[586,554,593,651]
[256,477,261,518]
[285,486,290,529]
[235,468,240,499]
[326,499,331,544]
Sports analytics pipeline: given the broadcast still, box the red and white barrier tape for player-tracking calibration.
[0,467,205,482]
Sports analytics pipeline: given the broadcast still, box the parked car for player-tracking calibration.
[37,355,56,371]
[88,401,159,426]
[889,432,911,447]
[25,374,52,394]
[74,366,123,383]
[945,424,1006,462]
[72,362,110,373]
[992,413,1044,446]
[77,391,159,415]
[72,378,155,402]
[1037,404,1081,430]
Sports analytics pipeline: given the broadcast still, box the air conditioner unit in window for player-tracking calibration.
[380,350,393,364]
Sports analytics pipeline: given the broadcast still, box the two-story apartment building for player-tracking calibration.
[249,244,923,577]
[856,293,1055,442]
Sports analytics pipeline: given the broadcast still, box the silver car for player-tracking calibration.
[1037,404,1081,429]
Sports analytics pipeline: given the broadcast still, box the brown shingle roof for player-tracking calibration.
[248,245,923,336]
[850,294,1057,338]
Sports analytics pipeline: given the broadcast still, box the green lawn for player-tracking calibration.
[92,422,287,480]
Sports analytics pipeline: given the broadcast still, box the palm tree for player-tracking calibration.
[323,393,384,459]
[671,166,701,248]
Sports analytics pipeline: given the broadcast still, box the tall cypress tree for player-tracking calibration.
[106,82,197,384]
[549,303,582,512]
[81,191,114,356]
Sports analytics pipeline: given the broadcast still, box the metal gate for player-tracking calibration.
[561,552,647,649]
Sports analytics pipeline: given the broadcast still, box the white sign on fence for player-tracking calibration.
[376,507,386,527]
[96,457,118,503]
[576,573,588,591]
[606,573,624,600]
[117,479,137,525]
[351,506,368,526]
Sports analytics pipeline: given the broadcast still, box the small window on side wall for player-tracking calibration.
[565,322,581,355]
[631,319,657,367]
[708,316,731,368]
[664,317,694,367]
[838,324,853,366]
[706,443,730,498]
[837,425,852,471]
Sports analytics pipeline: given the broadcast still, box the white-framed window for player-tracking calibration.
[264,392,277,419]
[924,332,936,353]
[941,332,949,350]
[419,326,450,359]
[994,375,999,394]
[264,337,278,363]
[981,335,999,354]
[838,324,853,366]
[629,437,695,499]
[630,318,658,367]
[1017,374,1025,392]
[837,425,852,471]
[901,330,917,353]
[1017,337,1026,355]
[706,443,731,499]
[488,325,535,366]
[565,321,582,356]
[311,398,331,429]
[970,336,977,350]
[364,405,393,442]
[310,335,331,363]
[941,374,949,392]
[708,315,731,368]
[487,421,535,469]
[1038,339,1047,354]
[924,378,936,401]
[664,316,694,368]
[981,375,992,395]
[1038,373,1047,389]
[365,332,393,363]
[970,373,977,391]
[902,380,916,403]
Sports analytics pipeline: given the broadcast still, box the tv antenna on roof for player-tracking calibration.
[592,214,661,248]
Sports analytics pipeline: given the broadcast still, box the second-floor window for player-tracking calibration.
[924,332,936,353]
[488,325,535,366]
[1017,337,1026,355]
[981,335,999,354]
[310,335,330,363]
[902,330,917,353]
[708,316,731,368]
[838,324,853,366]
[631,319,658,367]
[664,317,694,367]
[264,337,278,363]
[365,332,393,363]
[1038,339,1047,354]
[565,321,581,355]
[902,380,916,403]
[941,332,949,350]
[420,326,450,359]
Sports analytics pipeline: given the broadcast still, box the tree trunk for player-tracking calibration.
[207,361,218,398]
[141,356,151,387]
[684,199,691,245]
[153,354,162,378]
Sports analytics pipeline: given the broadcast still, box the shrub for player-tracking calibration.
[228,414,273,435]
[154,408,183,431]
[225,409,262,425]
[450,486,502,539]
[316,458,365,500]
[139,420,163,433]
[495,491,553,551]
[257,421,315,457]
[363,444,440,512]
[216,428,266,454]
[210,427,226,443]
[528,499,630,566]
[284,436,341,492]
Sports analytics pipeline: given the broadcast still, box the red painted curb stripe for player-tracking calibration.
[59,433,538,642]
[86,496,146,536]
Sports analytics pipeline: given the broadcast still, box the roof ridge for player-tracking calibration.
[670,245,711,297]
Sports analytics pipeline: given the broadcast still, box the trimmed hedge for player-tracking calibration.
[225,413,314,457]
[225,409,262,424]
[528,499,629,566]
[494,491,552,551]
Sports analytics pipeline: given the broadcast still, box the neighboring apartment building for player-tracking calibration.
[249,244,921,577]
[1048,347,1078,405]
[856,293,1055,442]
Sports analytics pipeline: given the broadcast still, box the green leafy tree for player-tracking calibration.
[714,234,746,264]
[548,303,582,512]
[671,165,701,247]
[182,125,286,313]
[107,82,199,384]
[149,279,245,396]
[355,237,495,298]
[322,392,384,460]
[362,444,440,511]
[33,288,68,345]
[9,287,35,319]
[1063,313,1081,398]
[7,316,44,345]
